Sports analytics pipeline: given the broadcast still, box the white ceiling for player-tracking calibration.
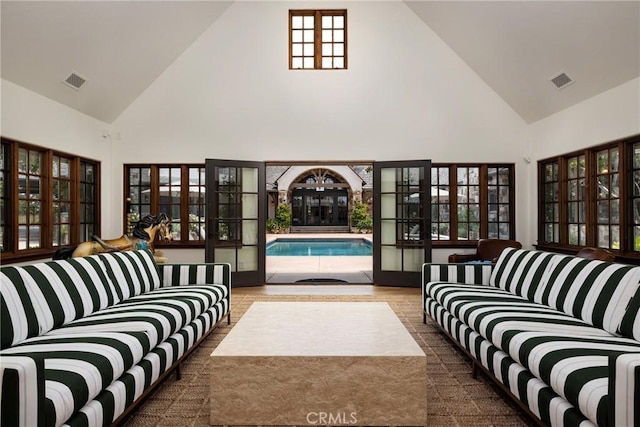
[405,1,640,123]
[1,1,233,123]
[1,1,638,124]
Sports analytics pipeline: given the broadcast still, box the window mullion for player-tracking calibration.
[450,166,458,241]
[479,165,488,238]
[181,165,189,241]
[43,150,53,249]
[314,11,322,69]
[618,141,628,251]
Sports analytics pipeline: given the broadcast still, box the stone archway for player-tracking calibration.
[275,165,366,231]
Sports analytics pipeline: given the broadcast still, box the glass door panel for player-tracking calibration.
[206,159,265,286]
[374,160,431,287]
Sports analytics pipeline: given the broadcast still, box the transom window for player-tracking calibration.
[1,138,100,263]
[289,9,347,70]
[538,135,640,261]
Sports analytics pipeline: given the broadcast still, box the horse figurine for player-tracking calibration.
[53,213,172,263]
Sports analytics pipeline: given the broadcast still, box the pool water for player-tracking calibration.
[266,238,373,256]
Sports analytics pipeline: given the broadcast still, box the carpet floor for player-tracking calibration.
[121,290,536,427]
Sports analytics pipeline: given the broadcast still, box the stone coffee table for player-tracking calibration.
[210,301,426,425]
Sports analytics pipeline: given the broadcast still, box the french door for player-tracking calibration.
[373,160,431,287]
[205,159,265,287]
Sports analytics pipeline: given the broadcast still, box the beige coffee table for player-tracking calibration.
[210,301,426,426]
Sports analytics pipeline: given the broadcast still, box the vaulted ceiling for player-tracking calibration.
[2,1,638,124]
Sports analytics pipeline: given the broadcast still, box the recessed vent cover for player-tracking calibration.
[550,72,574,90]
[62,71,87,90]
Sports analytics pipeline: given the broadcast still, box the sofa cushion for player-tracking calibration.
[425,282,614,345]
[0,331,151,427]
[489,248,557,300]
[0,256,119,349]
[536,255,640,336]
[49,284,229,349]
[98,250,160,301]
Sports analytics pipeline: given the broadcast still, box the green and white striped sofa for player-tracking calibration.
[422,247,640,427]
[0,249,231,427]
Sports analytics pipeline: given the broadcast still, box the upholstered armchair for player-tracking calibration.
[448,239,522,263]
[576,247,615,262]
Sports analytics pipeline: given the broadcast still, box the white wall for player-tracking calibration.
[525,78,640,246]
[9,2,634,264]
[1,78,118,236]
[111,1,530,261]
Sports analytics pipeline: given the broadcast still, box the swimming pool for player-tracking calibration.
[266,238,373,256]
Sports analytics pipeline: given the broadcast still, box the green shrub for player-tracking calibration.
[268,203,291,233]
[351,202,372,232]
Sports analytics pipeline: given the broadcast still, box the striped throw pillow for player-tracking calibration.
[489,248,558,300]
[99,250,160,301]
[0,255,117,348]
[537,254,640,336]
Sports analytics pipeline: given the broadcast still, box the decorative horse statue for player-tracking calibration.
[53,213,172,262]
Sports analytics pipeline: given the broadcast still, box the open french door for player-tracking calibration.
[373,160,432,287]
[205,159,266,287]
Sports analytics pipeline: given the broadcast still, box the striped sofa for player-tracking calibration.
[0,250,231,427]
[422,248,640,427]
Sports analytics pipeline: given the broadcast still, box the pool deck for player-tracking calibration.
[266,233,373,283]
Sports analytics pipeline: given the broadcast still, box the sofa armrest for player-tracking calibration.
[0,354,45,427]
[159,263,231,291]
[609,352,640,427]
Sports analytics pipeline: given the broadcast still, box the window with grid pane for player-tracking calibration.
[567,155,586,246]
[431,166,450,240]
[537,136,640,261]
[0,142,9,252]
[1,138,101,263]
[124,164,206,245]
[52,155,72,246]
[542,161,560,243]
[79,161,97,242]
[18,147,43,250]
[632,143,640,251]
[159,167,181,240]
[290,10,347,70]
[456,167,480,240]
[128,167,152,233]
[188,167,206,241]
[487,167,512,239]
[596,147,620,249]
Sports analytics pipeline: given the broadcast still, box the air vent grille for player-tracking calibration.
[63,72,87,90]
[550,72,573,90]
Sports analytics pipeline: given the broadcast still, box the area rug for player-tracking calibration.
[121,291,535,427]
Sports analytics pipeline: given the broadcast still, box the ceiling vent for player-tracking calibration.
[549,71,574,90]
[62,71,87,90]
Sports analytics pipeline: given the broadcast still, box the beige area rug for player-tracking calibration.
[121,291,535,427]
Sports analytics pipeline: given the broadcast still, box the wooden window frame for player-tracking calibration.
[0,138,101,264]
[124,164,206,248]
[289,9,348,70]
[536,134,640,264]
[431,163,516,248]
